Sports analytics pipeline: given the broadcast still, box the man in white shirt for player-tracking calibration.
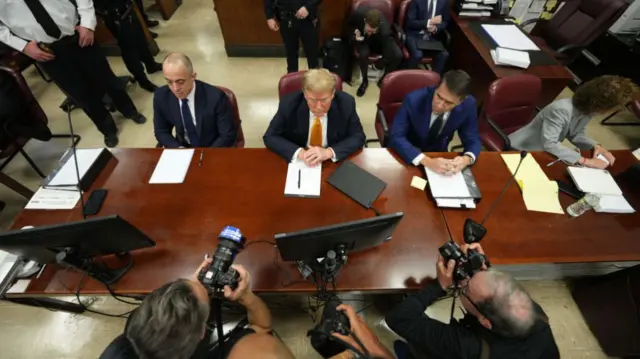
[263,69,365,166]
[0,0,146,147]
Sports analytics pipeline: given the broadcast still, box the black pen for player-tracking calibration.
[198,149,204,167]
[297,169,301,189]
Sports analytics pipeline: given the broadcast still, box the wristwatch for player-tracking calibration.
[464,153,475,165]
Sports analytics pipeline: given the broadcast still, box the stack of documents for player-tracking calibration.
[284,161,322,198]
[490,47,531,68]
[25,187,81,210]
[481,24,540,51]
[501,153,564,214]
[149,149,194,184]
[424,168,477,209]
[455,0,495,17]
[567,166,634,214]
[45,148,107,190]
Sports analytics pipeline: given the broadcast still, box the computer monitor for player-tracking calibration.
[0,215,155,264]
[275,212,404,262]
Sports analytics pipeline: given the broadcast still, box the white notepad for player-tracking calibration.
[490,47,530,69]
[567,166,622,196]
[595,195,635,214]
[424,168,471,198]
[47,148,105,186]
[284,161,322,198]
[25,187,81,210]
[149,149,194,184]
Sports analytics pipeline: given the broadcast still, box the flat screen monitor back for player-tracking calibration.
[0,215,155,264]
[275,212,404,261]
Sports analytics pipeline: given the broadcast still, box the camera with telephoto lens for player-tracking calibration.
[308,298,351,358]
[439,241,488,282]
[197,226,246,294]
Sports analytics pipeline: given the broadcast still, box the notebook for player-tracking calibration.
[327,161,387,208]
[567,166,622,196]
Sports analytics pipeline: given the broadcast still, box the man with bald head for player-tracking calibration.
[99,260,292,359]
[386,244,560,359]
[153,53,236,148]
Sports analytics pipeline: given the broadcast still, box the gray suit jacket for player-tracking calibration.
[508,98,597,164]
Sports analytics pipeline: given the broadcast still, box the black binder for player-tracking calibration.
[327,161,387,209]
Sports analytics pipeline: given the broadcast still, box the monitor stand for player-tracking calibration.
[296,245,348,287]
[56,248,133,285]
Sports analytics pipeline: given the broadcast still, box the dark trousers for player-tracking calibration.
[135,0,149,21]
[103,10,156,80]
[278,14,320,73]
[406,36,449,74]
[40,34,137,135]
[355,37,402,81]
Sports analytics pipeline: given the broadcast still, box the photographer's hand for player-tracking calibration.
[224,265,273,333]
[223,264,250,301]
[436,256,456,291]
[191,258,212,282]
[461,243,489,271]
[332,304,395,359]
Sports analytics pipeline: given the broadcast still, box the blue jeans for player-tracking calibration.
[406,35,449,74]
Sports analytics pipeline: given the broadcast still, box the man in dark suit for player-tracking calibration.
[153,53,236,148]
[348,7,402,97]
[263,69,365,166]
[389,70,480,175]
[405,0,450,73]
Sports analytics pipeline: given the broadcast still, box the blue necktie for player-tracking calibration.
[181,99,199,147]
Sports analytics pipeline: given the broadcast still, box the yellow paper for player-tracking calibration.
[501,153,550,185]
[410,176,428,191]
[522,180,564,214]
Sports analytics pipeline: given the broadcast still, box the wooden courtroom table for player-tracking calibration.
[8,148,449,296]
[441,150,640,268]
[448,14,574,107]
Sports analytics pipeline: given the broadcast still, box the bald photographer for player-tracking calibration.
[386,244,560,359]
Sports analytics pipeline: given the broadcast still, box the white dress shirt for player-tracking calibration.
[426,0,437,29]
[0,0,97,52]
[178,85,197,144]
[412,112,476,166]
[291,112,337,162]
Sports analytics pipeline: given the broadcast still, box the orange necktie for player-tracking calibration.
[309,117,323,147]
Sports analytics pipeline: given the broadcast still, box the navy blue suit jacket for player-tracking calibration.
[389,87,480,165]
[405,0,449,37]
[263,91,365,161]
[153,81,236,148]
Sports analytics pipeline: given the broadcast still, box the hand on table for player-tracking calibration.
[421,156,453,175]
[76,26,94,47]
[23,41,55,62]
[592,145,615,166]
[450,155,471,174]
[584,157,608,169]
[303,146,332,166]
[267,18,280,31]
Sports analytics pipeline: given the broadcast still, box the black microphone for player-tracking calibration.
[463,151,527,243]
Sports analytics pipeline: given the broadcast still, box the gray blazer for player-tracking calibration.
[508,98,597,164]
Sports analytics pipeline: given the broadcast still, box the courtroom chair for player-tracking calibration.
[350,0,402,71]
[475,74,542,152]
[0,66,80,199]
[522,0,628,65]
[600,96,640,127]
[277,71,343,99]
[155,86,245,148]
[366,70,440,147]
[395,0,450,69]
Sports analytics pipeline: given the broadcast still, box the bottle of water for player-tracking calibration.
[567,194,600,217]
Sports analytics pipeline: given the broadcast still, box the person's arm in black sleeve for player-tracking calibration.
[385,281,482,359]
[304,0,323,15]
[264,0,275,19]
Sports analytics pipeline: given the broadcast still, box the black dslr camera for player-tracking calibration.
[197,226,246,294]
[438,219,490,282]
[308,298,351,358]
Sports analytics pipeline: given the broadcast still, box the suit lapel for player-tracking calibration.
[326,99,339,145]
[297,97,310,146]
[171,95,184,140]
[194,81,205,136]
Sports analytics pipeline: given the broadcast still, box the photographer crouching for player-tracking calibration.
[386,244,560,359]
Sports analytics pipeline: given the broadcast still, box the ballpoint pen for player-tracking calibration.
[297,169,301,189]
[546,158,561,167]
[199,149,204,167]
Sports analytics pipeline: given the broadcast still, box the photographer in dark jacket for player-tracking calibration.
[386,244,560,359]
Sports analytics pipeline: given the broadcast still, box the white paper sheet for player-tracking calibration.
[149,149,195,184]
[436,198,477,209]
[567,167,622,196]
[25,187,81,210]
[47,148,105,186]
[595,195,635,214]
[284,161,322,198]
[481,24,540,51]
[0,250,19,294]
[491,47,531,68]
[424,168,471,198]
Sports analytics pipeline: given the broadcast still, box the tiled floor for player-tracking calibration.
[1,0,639,358]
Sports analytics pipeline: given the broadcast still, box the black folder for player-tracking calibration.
[417,39,445,52]
[327,161,387,209]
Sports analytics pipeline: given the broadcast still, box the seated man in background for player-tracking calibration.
[386,244,560,359]
[509,75,637,169]
[388,70,480,175]
[154,53,236,148]
[405,0,450,74]
[263,69,365,166]
[348,7,402,96]
[99,260,294,359]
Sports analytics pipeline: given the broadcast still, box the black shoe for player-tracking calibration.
[130,113,147,124]
[146,62,163,74]
[357,81,369,97]
[104,133,119,148]
[150,31,158,39]
[137,78,158,92]
[146,19,160,28]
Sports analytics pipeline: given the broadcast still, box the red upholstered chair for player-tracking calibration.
[600,94,640,127]
[522,0,628,64]
[350,0,399,65]
[277,71,343,98]
[216,86,245,148]
[368,70,440,147]
[478,75,542,151]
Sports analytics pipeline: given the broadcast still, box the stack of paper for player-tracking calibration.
[25,187,81,210]
[455,0,495,17]
[594,195,635,214]
[566,166,634,214]
[149,149,194,184]
[481,24,540,51]
[424,168,477,209]
[501,153,564,214]
[490,47,531,68]
[46,148,106,190]
[284,161,322,198]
